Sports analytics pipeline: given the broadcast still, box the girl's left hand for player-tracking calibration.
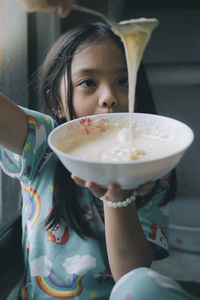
[71,175,155,201]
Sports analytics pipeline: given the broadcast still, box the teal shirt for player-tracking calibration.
[0,107,170,300]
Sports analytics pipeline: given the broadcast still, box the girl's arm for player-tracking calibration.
[103,189,154,282]
[72,176,155,282]
[0,92,28,155]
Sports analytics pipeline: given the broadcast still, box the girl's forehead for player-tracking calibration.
[74,37,122,54]
[72,39,126,70]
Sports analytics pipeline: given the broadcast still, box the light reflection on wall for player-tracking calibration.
[0,0,14,71]
[0,0,28,105]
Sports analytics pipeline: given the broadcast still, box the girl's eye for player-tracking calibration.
[80,79,96,88]
[118,78,128,87]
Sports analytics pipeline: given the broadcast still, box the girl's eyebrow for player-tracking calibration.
[74,68,128,76]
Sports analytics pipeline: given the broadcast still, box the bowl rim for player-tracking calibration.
[48,112,194,165]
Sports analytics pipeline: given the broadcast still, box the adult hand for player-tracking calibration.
[72,175,155,202]
[20,0,76,18]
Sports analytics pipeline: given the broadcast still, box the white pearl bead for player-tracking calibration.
[100,192,137,208]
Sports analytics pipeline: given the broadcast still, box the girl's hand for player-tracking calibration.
[71,175,155,202]
[20,0,76,18]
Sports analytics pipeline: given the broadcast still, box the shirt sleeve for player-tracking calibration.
[137,173,173,260]
[0,107,57,184]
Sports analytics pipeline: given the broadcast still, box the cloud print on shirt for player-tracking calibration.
[30,256,52,277]
[63,255,96,275]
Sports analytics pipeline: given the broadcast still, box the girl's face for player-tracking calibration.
[60,39,129,120]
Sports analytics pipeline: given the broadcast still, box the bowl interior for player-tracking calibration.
[49,112,194,164]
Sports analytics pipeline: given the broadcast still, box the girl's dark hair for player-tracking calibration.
[38,22,176,238]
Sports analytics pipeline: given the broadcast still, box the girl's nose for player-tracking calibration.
[99,87,118,108]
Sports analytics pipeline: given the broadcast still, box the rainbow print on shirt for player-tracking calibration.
[27,114,49,154]
[36,274,83,298]
[22,185,41,229]
[21,285,29,300]
[30,255,96,298]
[27,115,40,136]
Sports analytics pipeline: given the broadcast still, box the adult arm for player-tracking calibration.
[20,0,76,18]
[0,92,28,155]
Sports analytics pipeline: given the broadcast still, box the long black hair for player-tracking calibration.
[38,22,176,238]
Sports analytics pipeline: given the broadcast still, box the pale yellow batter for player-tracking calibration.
[111,18,159,152]
[58,119,180,163]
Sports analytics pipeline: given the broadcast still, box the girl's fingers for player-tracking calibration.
[71,175,86,186]
[107,184,133,202]
[86,182,131,201]
[85,181,107,198]
[72,176,134,202]
[72,175,155,200]
[71,175,106,197]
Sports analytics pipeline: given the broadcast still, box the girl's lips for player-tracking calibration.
[101,109,128,114]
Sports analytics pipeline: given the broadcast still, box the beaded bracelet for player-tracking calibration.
[100,192,137,208]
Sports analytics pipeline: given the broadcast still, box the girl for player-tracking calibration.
[0,22,197,300]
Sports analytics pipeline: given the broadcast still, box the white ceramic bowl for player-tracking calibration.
[48,113,194,189]
[169,198,200,253]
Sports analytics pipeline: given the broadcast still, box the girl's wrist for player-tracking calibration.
[100,192,137,208]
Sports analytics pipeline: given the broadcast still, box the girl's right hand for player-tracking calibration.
[71,174,155,202]
[20,0,76,18]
